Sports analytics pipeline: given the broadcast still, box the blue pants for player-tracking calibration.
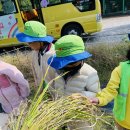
[100,82,114,112]
[101,100,114,112]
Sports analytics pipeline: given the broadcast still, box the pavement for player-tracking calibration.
[103,15,130,29]
[85,15,130,44]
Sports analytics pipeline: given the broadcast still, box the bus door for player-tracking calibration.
[17,0,44,23]
[0,0,24,47]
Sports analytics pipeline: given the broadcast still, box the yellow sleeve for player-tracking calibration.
[97,66,121,106]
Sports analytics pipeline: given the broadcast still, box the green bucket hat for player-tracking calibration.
[48,35,92,70]
[16,21,54,43]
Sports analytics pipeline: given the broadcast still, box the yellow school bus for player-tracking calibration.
[0,0,102,47]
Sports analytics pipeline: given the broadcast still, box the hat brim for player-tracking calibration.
[48,52,92,70]
[16,33,54,43]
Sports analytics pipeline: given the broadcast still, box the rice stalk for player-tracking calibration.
[8,93,114,130]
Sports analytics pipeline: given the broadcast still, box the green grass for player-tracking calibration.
[86,42,129,84]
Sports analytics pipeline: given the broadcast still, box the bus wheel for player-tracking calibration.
[61,24,83,36]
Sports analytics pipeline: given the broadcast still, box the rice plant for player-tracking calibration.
[7,82,114,130]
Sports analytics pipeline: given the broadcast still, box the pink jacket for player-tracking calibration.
[0,61,30,113]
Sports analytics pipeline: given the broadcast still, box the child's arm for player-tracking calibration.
[81,71,100,98]
[2,63,30,98]
[31,51,39,87]
[10,67,30,98]
[0,61,30,98]
[95,66,120,106]
[90,66,120,106]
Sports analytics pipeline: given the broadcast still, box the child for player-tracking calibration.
[16,21,54,87]
[47,35,100,130]
[90,34,130,130]
[0,60,30,113]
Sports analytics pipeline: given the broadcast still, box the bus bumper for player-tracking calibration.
[96,21,103,32]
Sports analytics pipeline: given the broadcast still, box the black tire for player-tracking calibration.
[61,24,83,36]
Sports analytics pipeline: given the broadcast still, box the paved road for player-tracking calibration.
[85,15,130,44]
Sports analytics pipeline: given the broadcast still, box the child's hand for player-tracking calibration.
[89,98,99,105]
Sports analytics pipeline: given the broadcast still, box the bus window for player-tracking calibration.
[74,0,95,12]
[62,0,75,3]
[18,0,32,11]
[0,0,17,16]
[48,0,61,5]
[40,0,61,7]
[18,0,39,22]
[61,0,95,11]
